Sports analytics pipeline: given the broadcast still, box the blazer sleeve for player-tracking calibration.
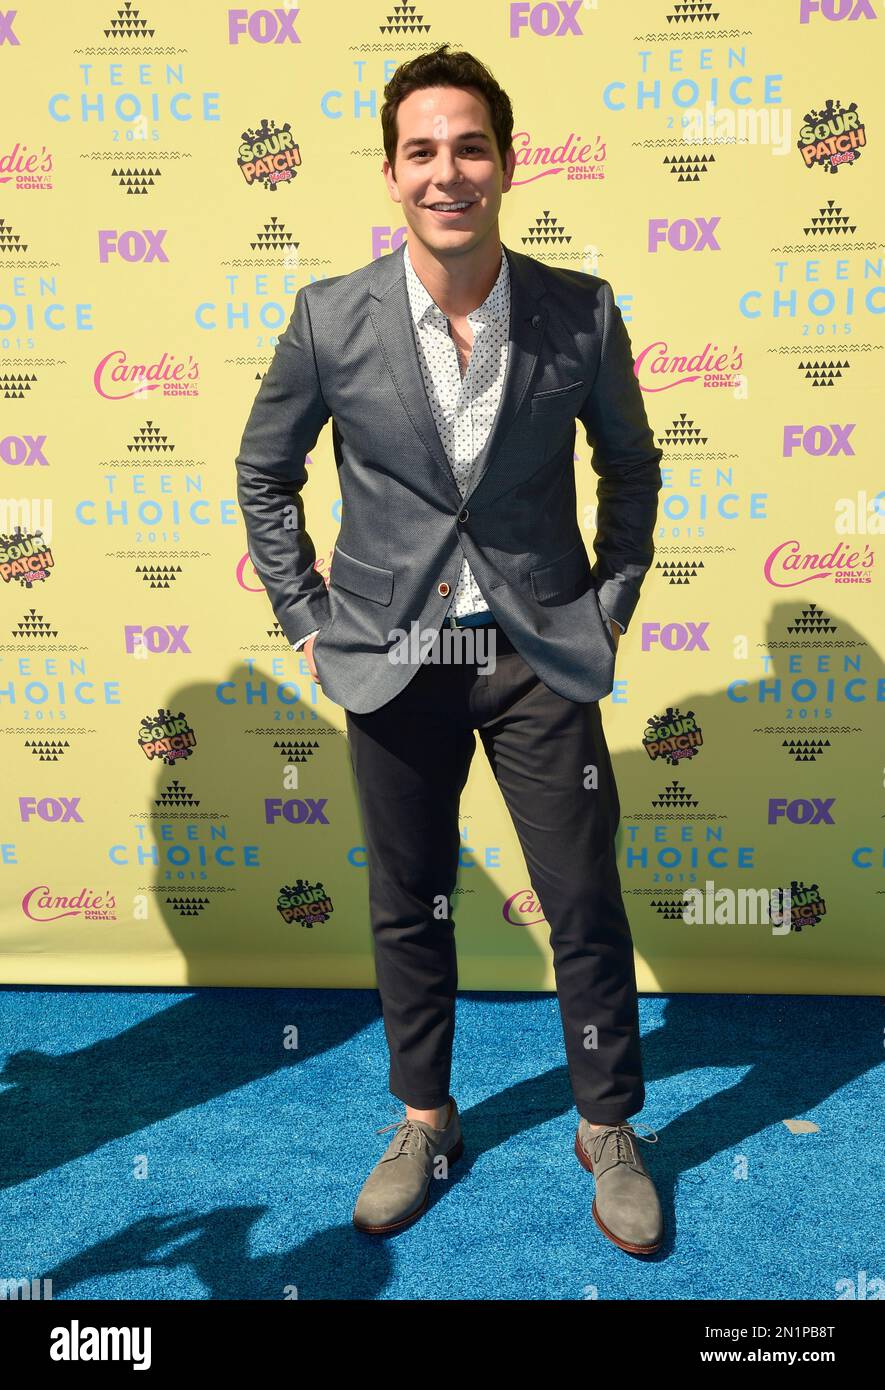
[235,285,332,646]
[577,280,663,635]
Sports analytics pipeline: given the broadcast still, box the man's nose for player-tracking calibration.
[431,152,461,183]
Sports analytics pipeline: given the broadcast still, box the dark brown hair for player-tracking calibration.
[381,43,514,175]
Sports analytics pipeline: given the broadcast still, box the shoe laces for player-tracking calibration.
[585,1121,658,1177]
[375,1116,435,1164]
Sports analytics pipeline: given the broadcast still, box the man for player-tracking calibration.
[235,44,664,1256]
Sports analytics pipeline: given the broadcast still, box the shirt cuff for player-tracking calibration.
[291,629,320,652]
[597,600,625,636]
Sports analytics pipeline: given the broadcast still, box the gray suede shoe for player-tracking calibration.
[575,1120,663,1255]
[353,1097,463,1234]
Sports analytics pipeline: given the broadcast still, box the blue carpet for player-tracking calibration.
[0,986,881,1300]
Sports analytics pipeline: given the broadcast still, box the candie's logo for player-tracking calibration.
[643,708,704,765]
[0,140,54,190]
[238,118,301,190]
[634,341,743,392]
[138,707,197,764]
[798,97,866,172]
[21,885,117,922]
[764,539,874,587]
[93,350,199,401]
[502,888,547,926]
[510,130,606,184]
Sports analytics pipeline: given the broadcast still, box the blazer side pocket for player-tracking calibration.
[530,540,592,605]
[328,545,394,606]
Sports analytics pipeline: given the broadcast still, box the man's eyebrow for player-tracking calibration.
[400,130,491,151]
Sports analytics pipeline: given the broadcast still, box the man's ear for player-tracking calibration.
[382,159,401,203]
[502,146,517,194]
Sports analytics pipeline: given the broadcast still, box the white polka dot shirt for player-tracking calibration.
[402,236,510,623]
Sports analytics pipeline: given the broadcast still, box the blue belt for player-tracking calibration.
[446,610,496,629]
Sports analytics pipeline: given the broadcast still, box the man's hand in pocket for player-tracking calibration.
[304,633,320,685]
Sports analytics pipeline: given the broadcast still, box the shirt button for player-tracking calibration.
[438,582,450,596]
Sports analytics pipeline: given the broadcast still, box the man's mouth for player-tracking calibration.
[425,200,476,217]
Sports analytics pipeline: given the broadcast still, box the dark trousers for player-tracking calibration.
[343,623,645,1125]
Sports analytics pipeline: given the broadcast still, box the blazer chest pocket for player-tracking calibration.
[530,541,592,605]
[329,545,394,606]
[530,379,585,415]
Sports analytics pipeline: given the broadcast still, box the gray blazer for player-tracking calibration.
[235,240,662,714]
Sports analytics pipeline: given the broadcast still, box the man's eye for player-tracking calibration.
[411,146,483,158]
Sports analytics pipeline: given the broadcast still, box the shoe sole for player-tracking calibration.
[352,1134,464,1235]
[574,1131,662,1256]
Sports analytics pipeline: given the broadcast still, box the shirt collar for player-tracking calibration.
[403,237,510,329]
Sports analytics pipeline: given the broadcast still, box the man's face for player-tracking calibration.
[383,85,515,256]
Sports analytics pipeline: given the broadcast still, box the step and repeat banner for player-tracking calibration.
[1,2,882,991]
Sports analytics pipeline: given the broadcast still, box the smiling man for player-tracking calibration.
[234,44,664,1256]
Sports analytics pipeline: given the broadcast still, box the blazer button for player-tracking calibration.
[531,314,541,329]
[438,582,450,596]
[458,508,469,522]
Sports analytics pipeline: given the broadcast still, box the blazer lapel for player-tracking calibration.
[368,240,550,507]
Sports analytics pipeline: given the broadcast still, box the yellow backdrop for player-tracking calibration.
[2,2,882,992]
